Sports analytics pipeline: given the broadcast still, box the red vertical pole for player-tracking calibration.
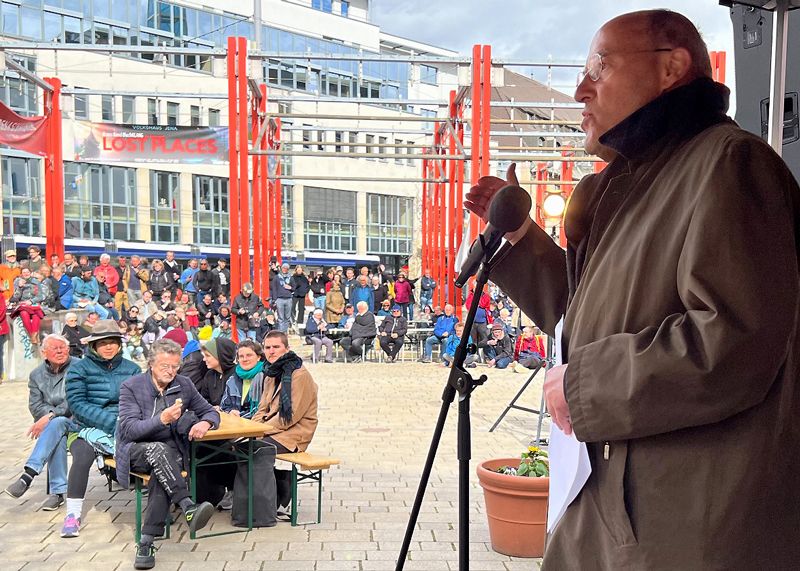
[259,84,269,301]
[560,151,574,248]
[431,132,441,308]
[421,154,429,284]
[437,150,446,309]
[227,37,240,341]
[44,78,65,261]
[43,88,54,257]
[454,100,465,317]
[480,45,492,235]
[446,91,457,308]
[535,162,547,228]
[251,94,262,295]
[237,37,250,287]
[274,118,283,265]
[469,45,482,243]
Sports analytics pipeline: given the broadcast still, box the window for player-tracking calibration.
[302,126,311,151]
[194,175,228,245]
[101,94,114,122]
[348,131,358,153]
[341,0,349,17]
[121,96,136,124]
[334,131,343,153]
[378,136,387,161]
[421,109,436,130]
[281,184,293,249]
[316,130,324,151]
[0,55,38,117]
[148,98,159,125]
[420,64,438,85]
[150,170,180,243]
[190,105,200,126]
[395,139,404,165]
[367,194,413,255]
[365,134,375,158]
[208,108,220,126]
[64,162,137,240]
[1,156,41,237]
[407,141,415,166]
[167,101,179,126]
[303,187,356,252]
[74,90,88,119]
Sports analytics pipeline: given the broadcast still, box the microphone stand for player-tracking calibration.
[396,247,503,571]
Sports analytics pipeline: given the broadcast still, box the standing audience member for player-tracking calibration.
[309,271,327,310]
[162,251,182,297]
[342,267,357,303]
[212,259,230,297]
[419,269,436,311]
[393,273,413,321]
[325,282,345,325]
[0,250,21,301]
[0,290,8,382]
[371,276,389,309]
[92,254,119,297]
[304,309,334,363]
[231,283,263,341]
[123,256,149,306]
[148,259,171,300]
[192,259,218,300]
[220,340,268,418]
[271,263,294,332]
[339,301,376,362]
[116,339,218,570]
[61,321,141,538]
[27,245,45,273]
[4,335,76,511]
[291,266,311,327]
[378,305,407,363]
[349,275,374,313]
[180,259,199,302]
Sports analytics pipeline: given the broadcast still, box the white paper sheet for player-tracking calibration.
[546,318,592,532]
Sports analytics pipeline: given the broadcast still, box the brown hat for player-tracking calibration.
[83,320,123,344]
[491,323,505,331]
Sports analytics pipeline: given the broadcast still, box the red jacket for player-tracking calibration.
[393,279,412,303]
[514,334,546,361]
[94,263,120,295]
[0,295,9,336]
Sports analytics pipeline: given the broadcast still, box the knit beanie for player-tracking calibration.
[203,338,219,361]
[163,328,188,348]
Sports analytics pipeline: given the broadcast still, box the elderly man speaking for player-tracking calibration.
[116,338,219,570]
[466,9,800,571]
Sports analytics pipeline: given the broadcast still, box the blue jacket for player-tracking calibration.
[181,268,198,293]
[115,372,219,488]
[71,276,99,303]
[56,274,74,308]
[433,314,458,339]
[350,284,374,312]
[444,333,473,356]
[271,272,294,299]
[65,349,142,436]
[220,365,267,419]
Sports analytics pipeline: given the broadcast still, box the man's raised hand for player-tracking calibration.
[464,163,520,221]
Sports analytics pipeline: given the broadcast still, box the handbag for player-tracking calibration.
[231,439,277,528]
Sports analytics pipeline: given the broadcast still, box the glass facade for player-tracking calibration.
[281,184,293,249]
[150,170,180,243]
[0,54,38,116]
[367,194,413,255]
[63,162,137,240]
[304,187,356,253]
[193,174,228,246]
[2,155,41,236]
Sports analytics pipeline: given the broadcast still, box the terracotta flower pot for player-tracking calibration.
[477,458,549,558]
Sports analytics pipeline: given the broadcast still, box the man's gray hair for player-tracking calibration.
[99,253,110,262]
[356,301,368,311]
[147,338,183,367]
[41,334,69,351]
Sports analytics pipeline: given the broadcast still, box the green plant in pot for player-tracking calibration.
[477,444,550,558]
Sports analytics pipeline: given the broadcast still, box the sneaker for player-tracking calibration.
[41,494,65,511]
[184,501,214,533]
[60,513,81,538]
[4,477,31,499]
[419,357,431,363]
[134,542,157,570]
[217,489,233,511]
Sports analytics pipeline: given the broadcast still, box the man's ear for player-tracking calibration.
[662,47,693,90]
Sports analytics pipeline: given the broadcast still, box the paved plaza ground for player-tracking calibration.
[0,342,548,570]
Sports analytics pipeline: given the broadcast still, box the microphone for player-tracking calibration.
[454,185,531,288]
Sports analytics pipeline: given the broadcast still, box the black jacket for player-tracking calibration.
[379,315,407,337]
[291,274,311,297]
[350,311,377,339]
[149,270,171,296]
[193,269,218,295]
[196,338,237,406]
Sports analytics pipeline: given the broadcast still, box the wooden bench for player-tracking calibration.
[276,452,340,526]
[104,458,186,544]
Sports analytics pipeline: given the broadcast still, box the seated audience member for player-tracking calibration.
[177,336,206,387]
[216,304,232,325]
[9,267,46,344]
[337,303,355,329]
[418,305,434,326]
[482,323,514,369]
[497,307,515,338]
[157,290,176,315]
[116,339,218,570]
[61,320,141,538]
[378,305,407,363]
[212,293,228,314]
[63,312,88,358]
[4,335,77,510]
[513,326,547,372]
[134,290,158,322]
[421,304,458,363]
[95,272,120,321]
[197,338,237,406]
[305,309,334,363]
[71,266,109,319]
[339,301,376,362]
[376,299,392,317]
[220,340,268,418]
[231,282,263,340]
[143,311,167,347]
[51,266,74,311]
[125,305,142,326]
[197,293,216,326]
[252,331,318,454]
[81,311,100,333]
[441,322,477,368]
[212,319,233,339]
[255,309,278,341]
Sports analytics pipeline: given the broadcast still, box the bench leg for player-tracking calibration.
[316,470,323,524]
[135,479,143,545]
[290,464,298,527]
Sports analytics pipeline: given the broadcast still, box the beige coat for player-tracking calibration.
[493,79,800,570]
[252,365,318,453]
[325,289,345,324]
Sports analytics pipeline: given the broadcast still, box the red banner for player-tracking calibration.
[0,100,48,156]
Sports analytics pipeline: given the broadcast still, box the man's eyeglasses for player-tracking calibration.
[578,48,673,83]
[155,363,180,372]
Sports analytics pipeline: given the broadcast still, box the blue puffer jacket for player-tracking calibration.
[65,348,142,435]
[433,314,458,339]
[115,372,219,489]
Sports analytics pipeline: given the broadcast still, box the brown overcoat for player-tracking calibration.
[493,79,800,570]
[252,364,318,452]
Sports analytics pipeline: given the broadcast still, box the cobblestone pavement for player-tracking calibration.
[0,344,548,570]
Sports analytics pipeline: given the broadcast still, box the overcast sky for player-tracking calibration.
[371,1,736,93]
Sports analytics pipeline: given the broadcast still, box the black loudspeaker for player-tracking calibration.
[729,4,800,182]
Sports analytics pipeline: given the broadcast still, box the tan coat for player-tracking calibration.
[325,289,345,324]
[493,79,800,570]
[252,365,318,453]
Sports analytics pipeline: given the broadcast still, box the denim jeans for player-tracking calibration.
[419,293,432,311]
[25,416,80,495]
[73,302,109,319]
[275,298,293,332]
[314,295,326,310]
[236,328,257,342]
[424,335,443,358]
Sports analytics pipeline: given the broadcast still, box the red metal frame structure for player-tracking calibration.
[43,77,64,262]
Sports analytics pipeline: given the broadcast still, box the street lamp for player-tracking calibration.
[542,193,566,219]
